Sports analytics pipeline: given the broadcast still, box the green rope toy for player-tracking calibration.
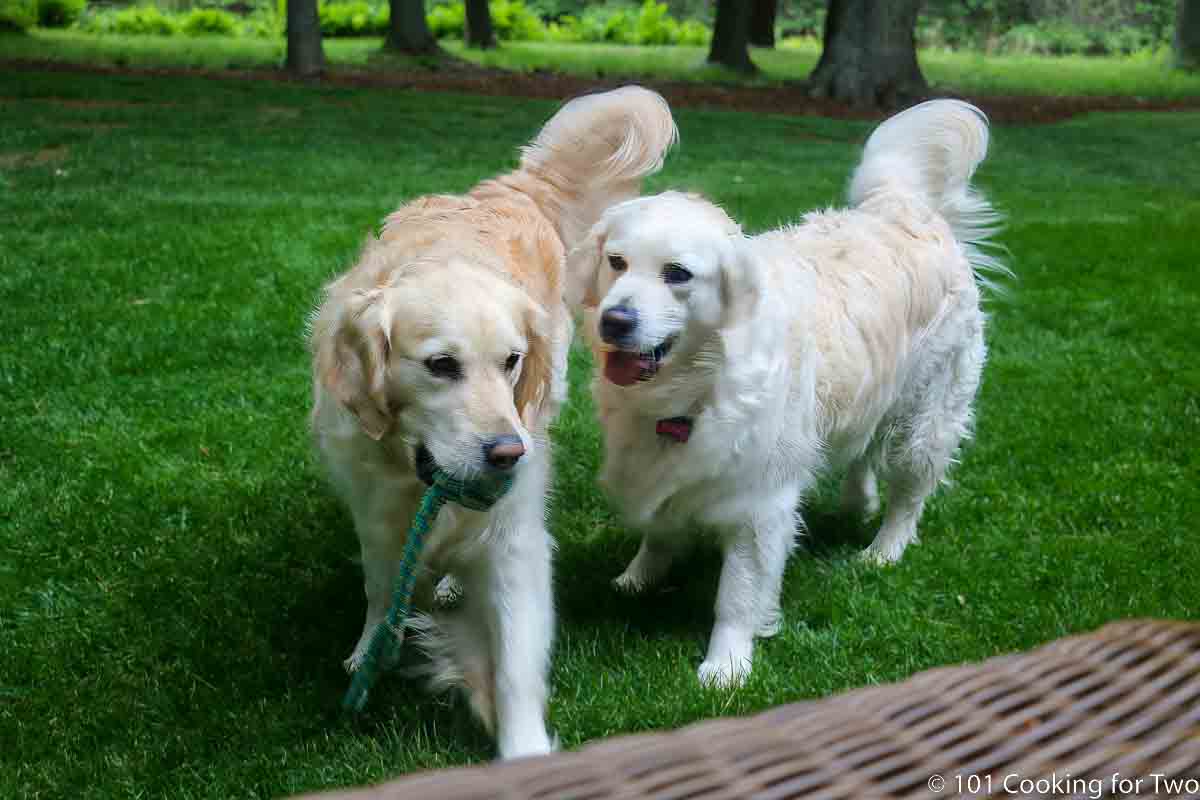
[342,466,513,713]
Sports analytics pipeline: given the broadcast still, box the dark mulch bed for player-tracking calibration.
[6,57,1200,123]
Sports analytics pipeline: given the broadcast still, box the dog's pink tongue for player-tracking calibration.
[605,351,649,386]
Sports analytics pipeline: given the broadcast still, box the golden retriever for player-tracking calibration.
[566,100,1005,688]
[309,87,676,757]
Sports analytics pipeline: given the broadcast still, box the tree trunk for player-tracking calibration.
[707,0,757,73]
[286,0,324,77]
[808,0,927,108]
[749,0,777,48]
[1177,0,1200,70]
[464,0,496,49]
[385,0,438,54]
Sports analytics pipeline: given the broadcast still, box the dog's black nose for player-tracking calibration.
[483,435,526,470]
[600,305,638,343]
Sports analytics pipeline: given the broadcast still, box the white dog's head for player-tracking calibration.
[566,191,757,386]
[313,237,553,483]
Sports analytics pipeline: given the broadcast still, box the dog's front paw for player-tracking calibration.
[697,656,752,689]
[860,542,904,566]
[344,624,403,675]
[434,573,464,607]
[755,606,782,639]
[498,727,554,760]
[612,569,651,595]
[344,628,375,674]
[343,649,366,675]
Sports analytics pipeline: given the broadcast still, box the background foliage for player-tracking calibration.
[35,0,1182,56]
[0,0,37,31]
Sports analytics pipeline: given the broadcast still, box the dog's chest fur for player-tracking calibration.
[594,325,811,530]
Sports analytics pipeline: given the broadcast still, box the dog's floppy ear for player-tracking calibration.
[718,235,762,327]
[314,288,394,440]
[564,220,607,309]
[514,300,555,428]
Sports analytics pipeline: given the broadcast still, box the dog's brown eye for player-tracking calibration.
[504,353,521,373]
[425,355,462,380]
[608,254,627,272]
[663,263,693,284]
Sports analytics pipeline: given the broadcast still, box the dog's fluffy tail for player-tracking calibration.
[519,85,678,251]
[849,99,1008,289]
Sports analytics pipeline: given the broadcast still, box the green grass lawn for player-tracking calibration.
[6,29,1200,99]
[2,69,1198,798]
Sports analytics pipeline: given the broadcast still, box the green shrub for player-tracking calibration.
[0,0,37,31]
[632,1,676,45]
[111,5,177,36]
[550,3,708,46]
[76,1,284,37]
[543,13,581,42]
[318,1,385,36]
[240,9,282,38]
[598,7,633,42]
[180,7,238,36]
[778,1,824,39]
[675,18,709,46]
[996,22,1042,53]
[995,20,1165,56]
[997,20,1117,55]
[36,0,85,28]
[490,0,543,41]
[426,1,463,38]
[1103,25,1155,54]
[569,5,633,43]
[367,3,386,34]
[426,1,545,42]
[425,0,708,46]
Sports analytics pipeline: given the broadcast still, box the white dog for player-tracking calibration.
[309,87,676,757]
[566,100,1004,688]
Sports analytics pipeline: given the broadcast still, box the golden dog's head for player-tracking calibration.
[313,227,554,481]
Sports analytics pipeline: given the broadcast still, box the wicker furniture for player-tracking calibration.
[298,620,1200,799]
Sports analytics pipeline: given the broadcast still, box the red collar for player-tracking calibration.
[655,416,693,443]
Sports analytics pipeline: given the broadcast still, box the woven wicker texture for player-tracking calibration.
[299,620,1200,799]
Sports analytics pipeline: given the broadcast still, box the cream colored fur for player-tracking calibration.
[309,86,676,758]
[567,100,1004,688]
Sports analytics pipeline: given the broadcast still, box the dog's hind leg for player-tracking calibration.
[861,472,930,566]
[840,449,881,519]
[613,532,686,595]
[864,314,984,565]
